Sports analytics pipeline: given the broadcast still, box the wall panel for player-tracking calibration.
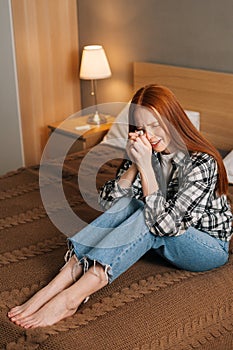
[11,0,81,165]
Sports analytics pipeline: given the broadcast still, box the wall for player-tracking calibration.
[11,0,81,166]
[1,0,232,173]
[0,0,24,175]
[0,0,81,174]
[77,0,233,108]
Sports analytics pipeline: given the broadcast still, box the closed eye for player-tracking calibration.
[150,122,160,128]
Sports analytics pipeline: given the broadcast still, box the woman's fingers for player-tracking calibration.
[128,132,138,141]
[127,133,152,167]
[132,139,141,151]
[126,139,137,161]
[139,134,152,148]
[128,132,151,149]
[132,136,148,151]
[127,139,135,150]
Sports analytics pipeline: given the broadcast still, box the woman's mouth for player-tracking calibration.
[151,139,162,147]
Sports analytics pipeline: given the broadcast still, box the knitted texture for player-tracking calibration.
[1,147,233,350]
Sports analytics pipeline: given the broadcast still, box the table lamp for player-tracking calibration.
[79,45,112,124]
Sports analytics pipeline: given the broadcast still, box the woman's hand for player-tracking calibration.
[126,131,159,196]
[127,132,152,172]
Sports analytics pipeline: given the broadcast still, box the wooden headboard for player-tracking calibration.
[133,62,233,152]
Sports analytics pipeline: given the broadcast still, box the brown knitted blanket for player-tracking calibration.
[1,147,233,350]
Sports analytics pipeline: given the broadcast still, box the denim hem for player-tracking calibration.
[63,241,113,302]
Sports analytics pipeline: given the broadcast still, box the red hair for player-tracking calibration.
[129,84,228,195]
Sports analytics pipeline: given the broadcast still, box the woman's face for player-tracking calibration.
[133,107,171,153]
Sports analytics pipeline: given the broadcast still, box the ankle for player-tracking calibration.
[89,264,108,285]
[63,289,82,310]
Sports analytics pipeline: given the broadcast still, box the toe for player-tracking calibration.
[10,313,23,322]
[19,316,33,328]
[8,307,20,317]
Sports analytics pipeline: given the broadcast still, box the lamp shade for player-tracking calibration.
[79,45,111,80]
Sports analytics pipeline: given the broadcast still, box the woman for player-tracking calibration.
[8,84,232,328]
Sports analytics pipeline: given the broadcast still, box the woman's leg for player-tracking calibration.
[8,255,83,322]
[151,227,229,272]
[12,263,108,329]
[8,198,151,326]
[68,197,144,254]
[10,204,155,328]
[75,199,155,283]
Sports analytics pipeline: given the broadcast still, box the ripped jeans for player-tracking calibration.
[66,197,229,285]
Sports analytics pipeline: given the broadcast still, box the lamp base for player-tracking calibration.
[87,111,107,125]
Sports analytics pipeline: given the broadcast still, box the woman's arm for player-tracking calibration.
[118,163,138,189]
[139,165,158,197]
[99,132,159,209]
[98,160,138,210]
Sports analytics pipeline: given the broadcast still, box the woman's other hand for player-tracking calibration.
[126,131,158,196]
[127,132,152,172]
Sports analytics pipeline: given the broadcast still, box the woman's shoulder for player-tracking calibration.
[189,151,216,164]
[189,152,217,174]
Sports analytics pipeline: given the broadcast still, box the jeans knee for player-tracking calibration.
[153,231,230,272]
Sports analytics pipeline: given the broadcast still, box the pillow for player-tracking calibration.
[102,104,200,150]
[101,102,130,149]
[223,150,233,184]
[185,110,200,131]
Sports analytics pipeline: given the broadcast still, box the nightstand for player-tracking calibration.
[48,115,115,154]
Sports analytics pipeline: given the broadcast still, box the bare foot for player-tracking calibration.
[14,290,81,328]
[8,285,53,321]
[8,255,82,322]
[10,261,108,328]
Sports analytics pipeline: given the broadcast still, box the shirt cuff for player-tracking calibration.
[115,182,134,197]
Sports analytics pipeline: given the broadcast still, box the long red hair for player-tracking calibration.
[129,84,228,195]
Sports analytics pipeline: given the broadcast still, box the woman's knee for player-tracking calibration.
[154,229,229,272]
[109,197,143,212]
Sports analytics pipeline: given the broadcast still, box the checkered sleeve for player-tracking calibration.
[144,154,218,236]
[98,160,135,210]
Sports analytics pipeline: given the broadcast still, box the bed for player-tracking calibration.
[1,62,233,350]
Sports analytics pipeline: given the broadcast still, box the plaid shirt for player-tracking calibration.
[99,152,233,241]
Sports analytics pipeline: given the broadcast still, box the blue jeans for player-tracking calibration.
[68,197,229,283]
